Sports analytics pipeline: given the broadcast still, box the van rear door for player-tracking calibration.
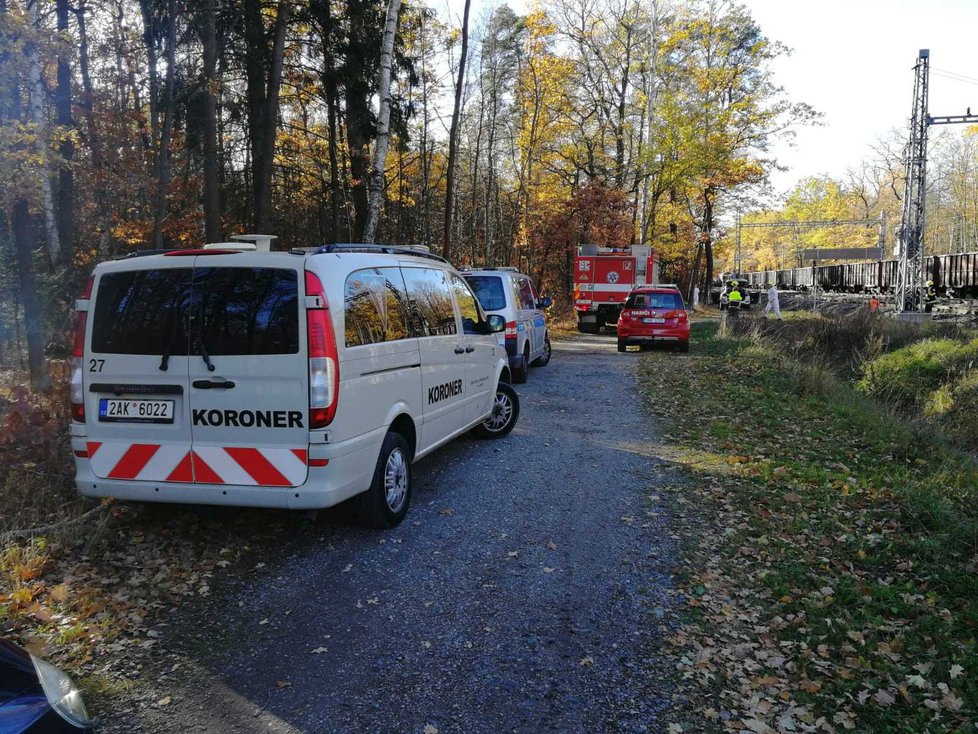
[186,259,309,488]
[84,263,195,482]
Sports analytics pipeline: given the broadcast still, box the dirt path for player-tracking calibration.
[98,334,683,734]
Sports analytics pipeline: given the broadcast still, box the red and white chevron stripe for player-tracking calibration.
[86,442,308,487]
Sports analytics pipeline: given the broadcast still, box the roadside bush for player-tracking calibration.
[856,337,978,410]
[0,381,77,533]
[730,311,942,377]
[930,369,978,447]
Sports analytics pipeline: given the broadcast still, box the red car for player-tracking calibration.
[616,286,690,353]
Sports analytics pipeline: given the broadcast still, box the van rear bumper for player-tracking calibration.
[74,436,380,510]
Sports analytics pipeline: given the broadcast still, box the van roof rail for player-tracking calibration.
[314,243,448,263]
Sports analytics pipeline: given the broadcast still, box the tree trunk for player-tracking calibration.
[56,0,75,259]
[201,0,221,242]
[703,192,715,298]
[363,0,402,243]
[257,1,291,233]
[441,0,471,261]
[688,242,702,306]
[150,0,176,249]
[12,202,50,391]
[27,0,61,264]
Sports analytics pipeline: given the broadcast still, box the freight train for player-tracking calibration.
[742,251,978,298]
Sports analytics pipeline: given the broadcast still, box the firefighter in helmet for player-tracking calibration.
[924,280,937,312]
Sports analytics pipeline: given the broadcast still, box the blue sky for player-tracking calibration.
[736,0,978,194]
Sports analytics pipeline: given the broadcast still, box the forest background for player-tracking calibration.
[2,0,978,390]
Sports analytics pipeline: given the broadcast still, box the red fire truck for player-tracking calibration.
[573,244,659,333]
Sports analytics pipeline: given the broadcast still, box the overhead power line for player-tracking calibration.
[932,67,978,86]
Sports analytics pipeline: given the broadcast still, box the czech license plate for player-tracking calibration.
[98,398,174,423]
[643,317,666,324]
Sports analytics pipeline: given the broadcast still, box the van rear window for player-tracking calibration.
[91,266,299,356]
[92,269,192,355]
[195,267,299,355]
[464,275,507,311]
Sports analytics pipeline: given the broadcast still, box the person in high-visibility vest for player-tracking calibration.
[727,282,744,315]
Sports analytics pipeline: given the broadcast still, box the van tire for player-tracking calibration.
[474,382,520,439]
[617,340,627,352]
[354,432,412,529]
[513,347,529,384]
[532,337,552,367]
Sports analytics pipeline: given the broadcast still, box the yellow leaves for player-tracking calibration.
[9,585,38,606]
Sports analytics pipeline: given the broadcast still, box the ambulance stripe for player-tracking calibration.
[224,447,291,487]
[191,452,224,484]
[87,442,102,457]
[291,449,307,464]
[108,444,160,480]
[166,452,194,482]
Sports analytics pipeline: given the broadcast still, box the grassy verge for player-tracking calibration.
[650,320,977,733]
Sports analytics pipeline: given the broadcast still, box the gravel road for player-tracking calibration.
[100,334,683,734]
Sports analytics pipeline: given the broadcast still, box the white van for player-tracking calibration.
[70,240,519,528]
[461,268,551,383]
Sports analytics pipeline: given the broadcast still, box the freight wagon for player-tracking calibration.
[743,252,978,297]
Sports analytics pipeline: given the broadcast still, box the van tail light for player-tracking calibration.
[676,310,688,322]
[305,271,339,429]
[71,275,94,423]
[504,321,518,341]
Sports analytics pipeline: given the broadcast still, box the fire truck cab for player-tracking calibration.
[573,244,659,334]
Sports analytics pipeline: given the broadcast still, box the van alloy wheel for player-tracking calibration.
[355,431,412,528]
[384,448,409,513]
[474,382,520,439]
[486,392,513,431]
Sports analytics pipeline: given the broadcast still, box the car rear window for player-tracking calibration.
[625,291,683,310]
[464,275,507,311]
[92,268,193,355]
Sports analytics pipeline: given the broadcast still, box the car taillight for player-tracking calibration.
[305,271,339,429]
[71,275,94,423]
[504,321,517,341]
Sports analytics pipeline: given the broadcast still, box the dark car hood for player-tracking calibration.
[0,639,41,707]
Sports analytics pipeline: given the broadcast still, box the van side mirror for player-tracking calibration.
[536,297,552,309]
[486,314,506,333]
